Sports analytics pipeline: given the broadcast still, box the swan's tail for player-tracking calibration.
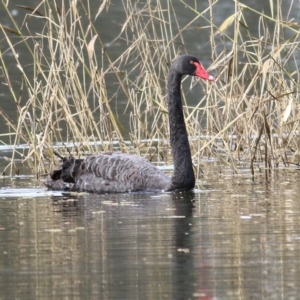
[45,157,84,191]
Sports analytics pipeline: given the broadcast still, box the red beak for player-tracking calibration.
[193,62,215,81]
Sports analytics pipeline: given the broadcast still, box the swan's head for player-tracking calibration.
[173,55,215,81]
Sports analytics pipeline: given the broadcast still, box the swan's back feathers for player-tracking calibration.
[45,152,172,193]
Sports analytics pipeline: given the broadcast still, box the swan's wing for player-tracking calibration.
[46,153,171,193]
[75,153,171,193]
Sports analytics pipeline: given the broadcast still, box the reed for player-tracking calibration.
[0,0,299,179]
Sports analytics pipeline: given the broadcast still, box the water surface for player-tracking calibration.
[0,167,299,299]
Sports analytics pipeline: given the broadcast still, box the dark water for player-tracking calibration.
[0,167,300,299]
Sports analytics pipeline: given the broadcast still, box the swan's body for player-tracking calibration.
[46,153,172,193]
[45,55,214,193]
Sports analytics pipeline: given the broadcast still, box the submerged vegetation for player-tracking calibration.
[0,0,299,179]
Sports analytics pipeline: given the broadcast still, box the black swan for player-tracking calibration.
[45,55,214,193]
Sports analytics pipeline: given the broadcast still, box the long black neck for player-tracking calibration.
[167,70,195,190]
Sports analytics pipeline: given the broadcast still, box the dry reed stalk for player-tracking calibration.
[184,0,300,175]
[0,0,299,179]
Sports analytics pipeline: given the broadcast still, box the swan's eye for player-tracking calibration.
[190,60,195,65]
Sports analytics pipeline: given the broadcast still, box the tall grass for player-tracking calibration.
[0,0,299,179]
